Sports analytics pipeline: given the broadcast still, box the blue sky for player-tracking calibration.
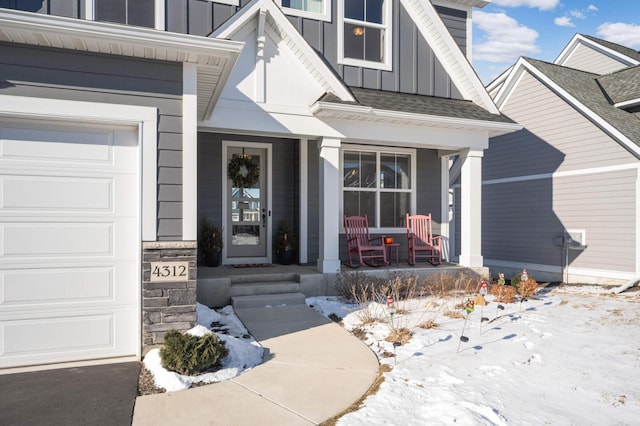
[471,0,640,84]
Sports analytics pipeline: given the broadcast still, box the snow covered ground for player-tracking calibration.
[145,284,640,425]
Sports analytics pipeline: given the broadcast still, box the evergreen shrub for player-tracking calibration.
[160,330,228,376]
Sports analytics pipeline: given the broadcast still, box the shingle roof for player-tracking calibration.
[597,65,640,105]
[319,87,514,124]
[525,58,640,147]
[580,34,640,63]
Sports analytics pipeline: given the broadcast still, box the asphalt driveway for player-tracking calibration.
[0,361,140,426]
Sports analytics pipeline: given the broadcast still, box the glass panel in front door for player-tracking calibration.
[227,147,267,259]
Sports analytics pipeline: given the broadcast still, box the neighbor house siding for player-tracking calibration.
[483,168,637,273]
[561,42,629,74]
[484,71,635,181]
[0,42,183,240]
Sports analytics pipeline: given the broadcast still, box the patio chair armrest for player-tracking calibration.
[369,235,385,245]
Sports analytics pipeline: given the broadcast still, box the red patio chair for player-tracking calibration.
[344,215,388,268]
[406,213,442,266]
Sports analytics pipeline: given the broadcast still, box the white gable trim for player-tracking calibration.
[555,34,640,67]
[495,58,640,158]
[400,0,498,113]
[212,0,354,102]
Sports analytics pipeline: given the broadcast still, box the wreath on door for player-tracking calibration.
[227,155,260,188]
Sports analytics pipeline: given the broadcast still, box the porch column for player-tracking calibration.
[182,62,198,240]
[318,137,341,273]
[458,148,483,267]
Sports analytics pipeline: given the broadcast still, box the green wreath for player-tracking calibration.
[227,155,260,188]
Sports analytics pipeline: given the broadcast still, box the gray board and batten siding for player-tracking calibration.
[482,66,638,273]
[166,0,466,98]
[0,41,184,240]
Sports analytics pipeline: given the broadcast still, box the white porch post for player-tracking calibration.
[318,137,341,273]
[458,148,483,267]
[299,138,308,264]
[440,156,450,262]
[182,62,198,240]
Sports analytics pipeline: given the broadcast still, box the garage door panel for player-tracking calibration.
[2,267,114,306]
[0,126,113,165]
[1,176,113,211]
[2,223,113,257]
[0,308,137,368]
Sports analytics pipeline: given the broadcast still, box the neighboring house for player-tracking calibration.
[0,0,518,370]
[481,34,640,286]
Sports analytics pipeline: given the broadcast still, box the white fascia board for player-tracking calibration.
[517,59,640,158]
[310,101,521,136]
[211,0,354,102]
[431,0,490,7]
[400,0,499,113]
[615,98,640,109]
[555,34,640,67]
[485,65,513,96]
[0,9,243,63]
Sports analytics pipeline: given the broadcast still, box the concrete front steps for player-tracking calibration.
[229,272,307,310]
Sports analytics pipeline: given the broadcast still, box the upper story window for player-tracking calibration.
[95,0,155,28]
[338,0,392,70]
[279,0,331,22]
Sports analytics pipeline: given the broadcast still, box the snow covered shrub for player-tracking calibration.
[160,330,228,376]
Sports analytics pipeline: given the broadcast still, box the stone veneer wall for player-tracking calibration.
[142,241,198,352]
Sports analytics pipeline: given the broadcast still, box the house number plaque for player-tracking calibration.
[149,261,189,282]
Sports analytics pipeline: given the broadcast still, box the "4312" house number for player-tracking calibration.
[149,261,189,282]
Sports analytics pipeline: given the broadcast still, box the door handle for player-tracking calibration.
[262,208,266,228]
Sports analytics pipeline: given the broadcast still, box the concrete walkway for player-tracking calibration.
[132,304,379,425]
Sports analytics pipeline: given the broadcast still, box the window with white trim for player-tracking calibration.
[338,0,392,70]
[279,0,330,21]
[342,148,414,229]
[94,0,155,28]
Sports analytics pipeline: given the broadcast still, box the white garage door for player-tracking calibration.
[0,119,140,369]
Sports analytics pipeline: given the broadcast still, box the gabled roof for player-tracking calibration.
[401,0,499,113]
[555,34,640,68]
[211,0,354,102]
[0,9,243,121]
[494,57,640,157]
[312,87,521,137]
[597,65,640,107]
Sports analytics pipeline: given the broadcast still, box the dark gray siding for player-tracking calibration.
[434,5,466,55]
[197,133,300,260]
[0,0,79,17]
[307,140,320,264]
[0,42,183,240]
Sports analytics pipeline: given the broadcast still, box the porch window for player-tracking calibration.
[280,0,329,21]
[342,148,414,229]
[338,0,392,70]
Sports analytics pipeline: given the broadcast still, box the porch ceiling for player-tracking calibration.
[0,9,243,121]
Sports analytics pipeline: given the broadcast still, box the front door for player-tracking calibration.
[224,144,271,264]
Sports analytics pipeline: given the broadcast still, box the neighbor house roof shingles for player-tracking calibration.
[525,58,640,147]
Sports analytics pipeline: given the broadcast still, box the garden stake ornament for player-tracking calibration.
[457,298,475,353]
[479,280,489,333]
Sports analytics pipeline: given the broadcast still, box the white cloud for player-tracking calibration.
[491,0,560,11]
[473,11,540,63]
[597,22,640,48]
[554,17,575,27]
[587,5,598,12]
[569,10,585,19]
